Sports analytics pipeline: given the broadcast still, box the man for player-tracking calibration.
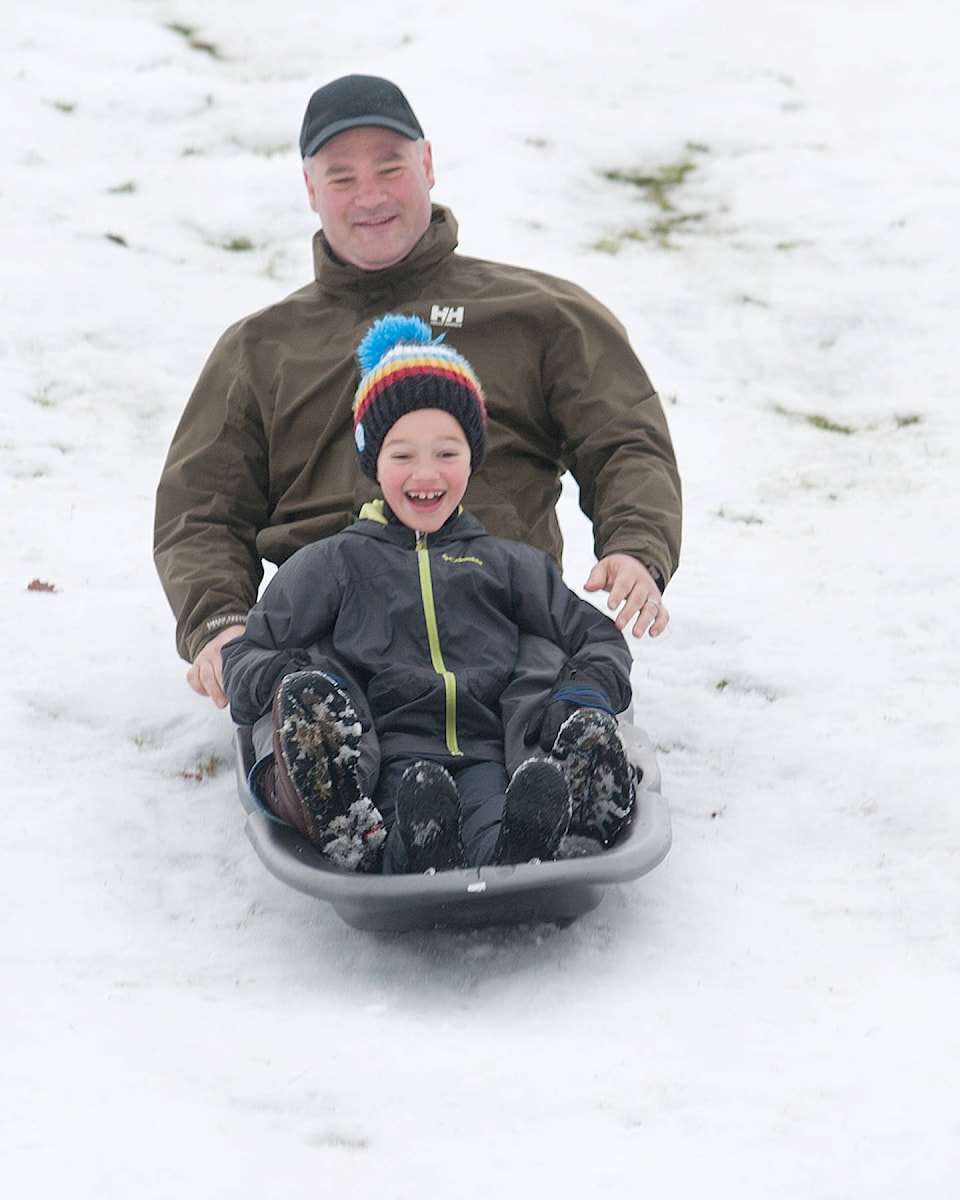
[154,74,682,726]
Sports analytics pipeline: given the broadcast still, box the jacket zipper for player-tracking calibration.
[415,533,462,756]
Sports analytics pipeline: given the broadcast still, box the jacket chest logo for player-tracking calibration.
[430,304,464,329]
[441,552,484,567]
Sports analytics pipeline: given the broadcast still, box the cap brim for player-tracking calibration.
[302,116,422,158]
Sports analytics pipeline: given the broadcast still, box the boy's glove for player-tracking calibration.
[524,660,616,752]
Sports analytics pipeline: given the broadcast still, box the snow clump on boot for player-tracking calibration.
[551,709,635,848]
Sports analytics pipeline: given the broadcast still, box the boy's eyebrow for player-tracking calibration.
[383,435,466,449]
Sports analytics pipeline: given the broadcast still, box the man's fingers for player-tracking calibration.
[186,647,229,707]
[630,595,669,639]
[186,661,206,696]
[612,589,670,638]
[582,562,609,593]
[584,555,669,639]
[650,602,670,636]
[611,588,642,631]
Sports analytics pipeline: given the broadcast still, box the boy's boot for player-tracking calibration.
[396,762,467,873]
[271,671,385,872]
[494,758,572,865]
[551,709,635,848]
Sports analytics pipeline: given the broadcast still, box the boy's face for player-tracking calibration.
[376,408,471,533]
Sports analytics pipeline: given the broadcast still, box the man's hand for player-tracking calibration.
[584,554,669,639]
[186,625,246,709]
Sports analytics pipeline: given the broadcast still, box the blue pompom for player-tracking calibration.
[356,314,437,373]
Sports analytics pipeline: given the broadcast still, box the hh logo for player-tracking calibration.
[430,304,464,328]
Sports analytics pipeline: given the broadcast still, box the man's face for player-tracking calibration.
[304,126,435,271]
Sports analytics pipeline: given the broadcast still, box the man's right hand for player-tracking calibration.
[186,625,246,709]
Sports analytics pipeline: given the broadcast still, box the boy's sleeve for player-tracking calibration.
[220,546,342,725]
[508,544,633,713]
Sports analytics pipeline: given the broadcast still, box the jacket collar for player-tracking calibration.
[312,205,459,298]
[353,499,485,546]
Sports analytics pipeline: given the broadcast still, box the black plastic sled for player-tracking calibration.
[234,723,671,932]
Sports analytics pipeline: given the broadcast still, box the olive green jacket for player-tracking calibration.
[154,206,682,662]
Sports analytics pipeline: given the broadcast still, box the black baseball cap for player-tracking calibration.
[299,75,425,158]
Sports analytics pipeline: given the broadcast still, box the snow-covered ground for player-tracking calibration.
[4,1,958,1195]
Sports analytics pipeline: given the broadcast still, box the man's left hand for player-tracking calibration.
[584,554,669,638]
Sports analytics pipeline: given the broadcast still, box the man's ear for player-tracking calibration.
[303,163,320,214]
[421,140,436,189]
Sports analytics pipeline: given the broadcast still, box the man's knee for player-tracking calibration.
[500,634,567,775]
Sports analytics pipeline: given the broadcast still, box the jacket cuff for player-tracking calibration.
[204,613,249,635]
[642,562,666,593]
[186,614,249,664]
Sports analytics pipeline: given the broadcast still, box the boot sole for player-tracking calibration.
[495,759,572,865]
[275,671,362,842]
[552,710,635,847]
[397,762,466,873]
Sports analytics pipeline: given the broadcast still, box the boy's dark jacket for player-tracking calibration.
[222,503,632,763]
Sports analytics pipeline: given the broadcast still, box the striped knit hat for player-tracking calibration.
[353,314,488,480]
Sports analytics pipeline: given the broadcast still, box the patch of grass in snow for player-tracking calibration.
[593,144,711,251]
[179,755,224,782]
[776,406,924,436]
[805,413,855,434]
[714,676,778,702]
[29,385,56,409]
[602,159,699,207]
[221,236,255,252]
[774,404,855,435]
[717,508,764,525]
[167,23,222,58]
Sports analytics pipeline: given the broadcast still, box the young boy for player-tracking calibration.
[222,315,637,874]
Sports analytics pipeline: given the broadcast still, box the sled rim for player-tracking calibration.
[234,724,671,931]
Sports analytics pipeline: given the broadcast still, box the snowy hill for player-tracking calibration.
[3,1,958,1195]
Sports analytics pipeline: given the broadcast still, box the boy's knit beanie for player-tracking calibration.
[353,314,488,480]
